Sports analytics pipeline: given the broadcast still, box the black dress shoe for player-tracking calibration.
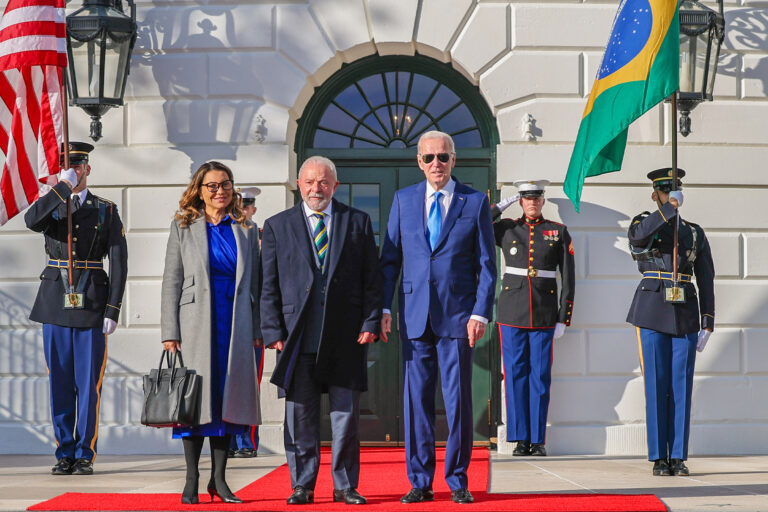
[669,458,690,476]
[333,488,366,504]
[451,488,474,504]
[652,459,672,476]
[287,485,314,505]
[529,444,547,456]
[400,488,434,503]
[51,457,74,475]
[512,441,531,456]
[71,458,93,475]
[233,448,254,458]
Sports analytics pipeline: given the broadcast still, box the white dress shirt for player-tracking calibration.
[424,178,455,226]
[72,188,88,208]
[384,179,487,325]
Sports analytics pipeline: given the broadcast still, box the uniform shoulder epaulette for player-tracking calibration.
[631,211,651,224]
[93,196,114,206]
[545,219,565,227]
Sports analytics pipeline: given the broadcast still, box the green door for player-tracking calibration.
[301,55,501,445]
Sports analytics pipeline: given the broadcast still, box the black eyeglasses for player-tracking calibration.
[202,180,234,193]
[420,153,452,164]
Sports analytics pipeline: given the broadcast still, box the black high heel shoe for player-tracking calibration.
[207,480,242,504]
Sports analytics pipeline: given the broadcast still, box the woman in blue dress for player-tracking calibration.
[161,162,262,504]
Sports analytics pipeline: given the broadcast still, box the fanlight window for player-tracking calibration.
[313,71,483,149]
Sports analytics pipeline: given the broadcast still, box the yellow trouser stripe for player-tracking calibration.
[89,335,109,460]
[636,327,644,377]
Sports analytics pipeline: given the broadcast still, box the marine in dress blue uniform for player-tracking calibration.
[491,180,575,457]
[626,168,715,477]
[24,142,127,475]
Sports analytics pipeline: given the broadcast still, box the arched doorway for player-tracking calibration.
[296,54,500,445]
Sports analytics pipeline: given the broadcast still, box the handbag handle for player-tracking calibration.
[154,349,186,394]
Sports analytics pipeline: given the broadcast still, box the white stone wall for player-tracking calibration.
[1,1,767,456]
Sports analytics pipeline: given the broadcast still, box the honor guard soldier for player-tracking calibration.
[24,142,128,476]
[230,186,264,458]
[627,168,714,477]
[492,180,575,457]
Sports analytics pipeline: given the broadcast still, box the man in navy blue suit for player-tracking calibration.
[380,131,496,504]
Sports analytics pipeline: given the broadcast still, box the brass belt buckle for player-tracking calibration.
[528,267,538,278]
[63,292,85,309]
[664,283,686,304]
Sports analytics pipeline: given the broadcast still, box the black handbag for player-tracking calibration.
[141,350,202,428]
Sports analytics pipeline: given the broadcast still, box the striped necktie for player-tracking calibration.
[72,195,81,211]
[312,213,328,268]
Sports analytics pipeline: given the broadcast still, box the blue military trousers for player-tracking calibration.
[498,325,555,444]
[637,328,697,461]
[42,324,107,462]
[403,324,474,491]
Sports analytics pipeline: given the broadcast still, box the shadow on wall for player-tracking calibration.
[135,6,265,174]
[721,9,768,96]
[546,199,645,455]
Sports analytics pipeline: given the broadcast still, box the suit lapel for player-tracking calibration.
[432,178,466,253]
[232,221,248,290]
[411,181,431,251]
[326,199,349,280]
[190,215,211,282]
[287,204,315,268]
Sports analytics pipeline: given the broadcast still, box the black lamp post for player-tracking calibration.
[66,0,137,142]
[677,0,725,136]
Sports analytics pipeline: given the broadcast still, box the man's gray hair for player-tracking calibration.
[299,155,338,181]
[417,130,455,154]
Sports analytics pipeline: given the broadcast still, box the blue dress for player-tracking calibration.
[173,216,248,438]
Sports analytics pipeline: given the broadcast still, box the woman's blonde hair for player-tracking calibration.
[175,161,249,228]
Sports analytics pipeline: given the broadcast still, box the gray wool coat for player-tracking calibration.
[160,215,262,426]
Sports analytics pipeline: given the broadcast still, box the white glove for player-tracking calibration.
[696,329,711,352]
[553,322,566,340]
[496,194,521,213]
[103,318,117,335]
[60,167,78,189]
[668,190,684,208]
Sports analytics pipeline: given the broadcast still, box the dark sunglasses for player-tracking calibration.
[202,180,234,193]
[420,153,452,164]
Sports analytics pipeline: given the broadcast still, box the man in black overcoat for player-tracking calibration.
[260,155,381,505]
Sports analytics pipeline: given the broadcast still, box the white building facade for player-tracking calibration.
[1,0,767,457]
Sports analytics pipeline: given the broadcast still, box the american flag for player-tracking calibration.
[0,0,66,226]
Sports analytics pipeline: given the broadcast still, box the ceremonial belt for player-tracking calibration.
[47,259,103,270]
[642,271,692,283]
[505,266,556,279]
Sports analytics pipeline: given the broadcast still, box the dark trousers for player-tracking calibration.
[43,323,107,461]
[402,323,474,491]
[499,325,555,444]
[638,328,697,461]
[284,354,360,490]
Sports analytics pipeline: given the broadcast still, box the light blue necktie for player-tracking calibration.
[427,191,442,251]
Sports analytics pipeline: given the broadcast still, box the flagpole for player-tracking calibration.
[671,92,679,283]
[61,70,72,288]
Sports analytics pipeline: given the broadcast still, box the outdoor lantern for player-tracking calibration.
[66,0,137,142]
[677,0,725,136]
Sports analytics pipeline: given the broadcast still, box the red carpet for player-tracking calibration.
[29,448,666,512]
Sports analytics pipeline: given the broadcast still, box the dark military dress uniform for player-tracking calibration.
[493,212,575,447]
[627,169,715,471]
[24,147,127,473]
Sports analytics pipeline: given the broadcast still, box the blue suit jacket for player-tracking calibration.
[380,178,496,340]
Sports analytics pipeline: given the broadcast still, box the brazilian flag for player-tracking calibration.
[564,0,679,212]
